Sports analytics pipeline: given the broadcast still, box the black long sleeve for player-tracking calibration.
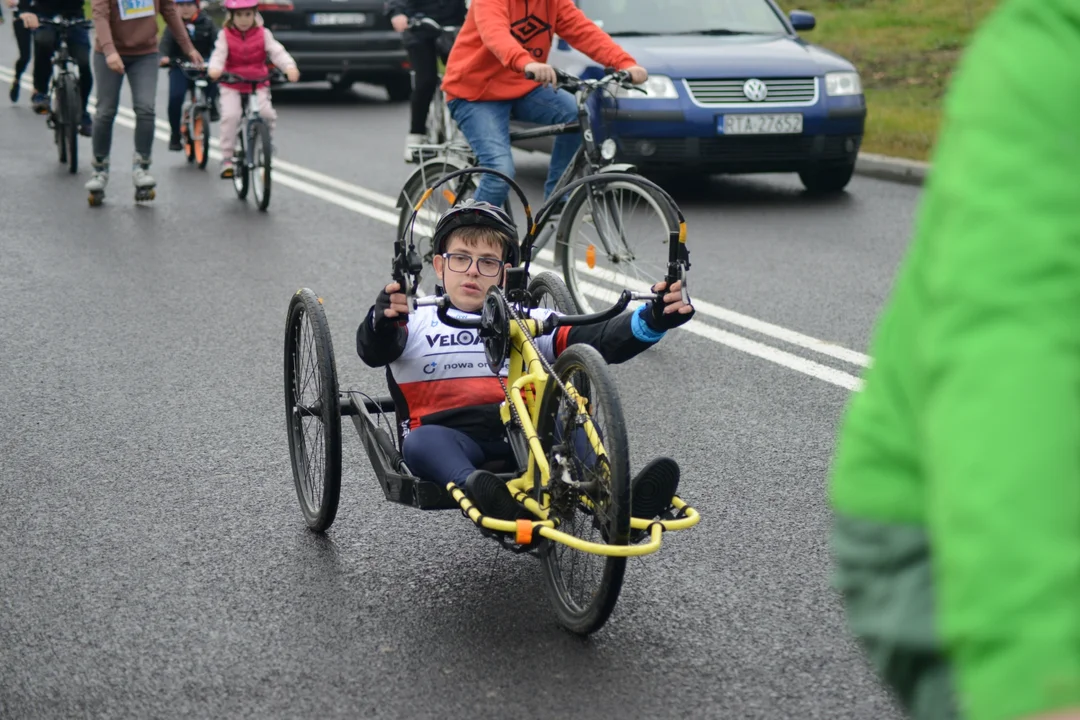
[356,307,409,368]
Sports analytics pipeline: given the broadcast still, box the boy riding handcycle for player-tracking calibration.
[284,167,700,634]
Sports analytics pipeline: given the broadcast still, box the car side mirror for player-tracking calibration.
[789,10,816,31]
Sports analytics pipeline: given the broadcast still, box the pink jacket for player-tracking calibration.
[208,17,296,91]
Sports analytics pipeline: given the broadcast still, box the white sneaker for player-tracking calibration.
[404,133,425,163]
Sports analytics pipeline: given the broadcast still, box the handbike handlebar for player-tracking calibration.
[419,288,658,332]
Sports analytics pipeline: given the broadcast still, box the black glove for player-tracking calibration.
[645,286,694,332]
[371,287,407,332]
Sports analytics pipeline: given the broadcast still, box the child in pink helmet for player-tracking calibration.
[207,0,299,178]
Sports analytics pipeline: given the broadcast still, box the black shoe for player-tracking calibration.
[9,76,19,103]
[209,105,220,122]
[465,470,523,521]
[631,457,680,521]
[80,112,93,137]
[168,134,183,151]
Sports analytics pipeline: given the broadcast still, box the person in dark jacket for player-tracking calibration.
[385,0,466,161]
[159,0,218,151]
[7,0,34,103]
[18,0,93,135]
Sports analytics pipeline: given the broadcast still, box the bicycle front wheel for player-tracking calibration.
[536,344,630,635]
[52,81,67,165]
[396,157,478,293]
[559,179,676,314]
[250,121,272,211]
[232,125,249,199]
[64,80,79,174]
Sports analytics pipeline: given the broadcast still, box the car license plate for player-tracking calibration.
[309,12,368,26]
[719,113,803,135]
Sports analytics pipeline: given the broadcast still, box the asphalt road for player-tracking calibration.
[0,32,920,720]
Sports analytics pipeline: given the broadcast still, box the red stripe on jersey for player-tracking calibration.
[397,376,506,427]
[555,326,572,356]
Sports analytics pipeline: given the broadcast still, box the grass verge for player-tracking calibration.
[790,0,1000,160]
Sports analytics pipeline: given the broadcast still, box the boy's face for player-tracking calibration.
[233,8,255,29]
[432,234,508,313]
[179,3,197,19]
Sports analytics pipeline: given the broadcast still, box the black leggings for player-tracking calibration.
[12,16,32,76]
[405,37,449,135]
[32,25,93,113]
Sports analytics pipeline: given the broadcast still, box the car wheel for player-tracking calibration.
[385,75,412,103]
[798,162,856,195]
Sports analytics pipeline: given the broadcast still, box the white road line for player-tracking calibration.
[0,64,866,391]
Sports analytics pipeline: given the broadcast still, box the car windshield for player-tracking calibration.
[582,0,789,36]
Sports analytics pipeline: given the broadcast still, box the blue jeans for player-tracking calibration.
[167,66,217,137]
[402,425,515,489]
[448,85,579,207]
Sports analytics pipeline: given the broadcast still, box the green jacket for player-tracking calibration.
[829,1,1080,719]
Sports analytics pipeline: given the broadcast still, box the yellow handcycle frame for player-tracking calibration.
[428,303,699,557]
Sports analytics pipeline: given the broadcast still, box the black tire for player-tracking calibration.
[535,344,630,635]
[183,107,196,163]
[192,108,211,170]
[52,80,66,165]
[232,125,249,200]
[385,74,412,103]
[527,271,581,315]
[284,288,342,532]
[798,162,855,195]
[250,121,272,211]
[558,177,676,315]
[65,80,79,174]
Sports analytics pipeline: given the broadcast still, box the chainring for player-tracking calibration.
[480,288,509,373]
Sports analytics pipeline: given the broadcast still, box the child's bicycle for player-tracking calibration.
[282,167,698,635]
[217,69,285,211]
[169,60,215,170]
[39,16,93,176]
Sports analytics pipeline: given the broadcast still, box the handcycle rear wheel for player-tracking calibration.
[535,344,630,635]
[284,288,342,532]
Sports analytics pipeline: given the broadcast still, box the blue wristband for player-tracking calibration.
[631,305,666,343]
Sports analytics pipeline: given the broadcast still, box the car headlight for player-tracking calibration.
[825,71,862,96]
[614,74,679,99]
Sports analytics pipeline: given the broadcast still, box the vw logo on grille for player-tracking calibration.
[742,78,768,102]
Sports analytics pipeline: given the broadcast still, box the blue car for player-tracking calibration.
[525,0,866,194]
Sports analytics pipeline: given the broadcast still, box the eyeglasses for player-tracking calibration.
[442,252,504,277]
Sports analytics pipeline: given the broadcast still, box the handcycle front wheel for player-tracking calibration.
[535,343,630,635]
[559,178,676,315]
[250,121,272,211]
[284,288,342,532]
[527,270,581,315]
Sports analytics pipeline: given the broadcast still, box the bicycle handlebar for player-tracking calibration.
[165,59,210,78]
[37,16,94,28]
[217,70,286,86]
[406,15,457,33]
[524,67,638,94]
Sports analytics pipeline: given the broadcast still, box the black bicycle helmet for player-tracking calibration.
[431,200,520,268]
